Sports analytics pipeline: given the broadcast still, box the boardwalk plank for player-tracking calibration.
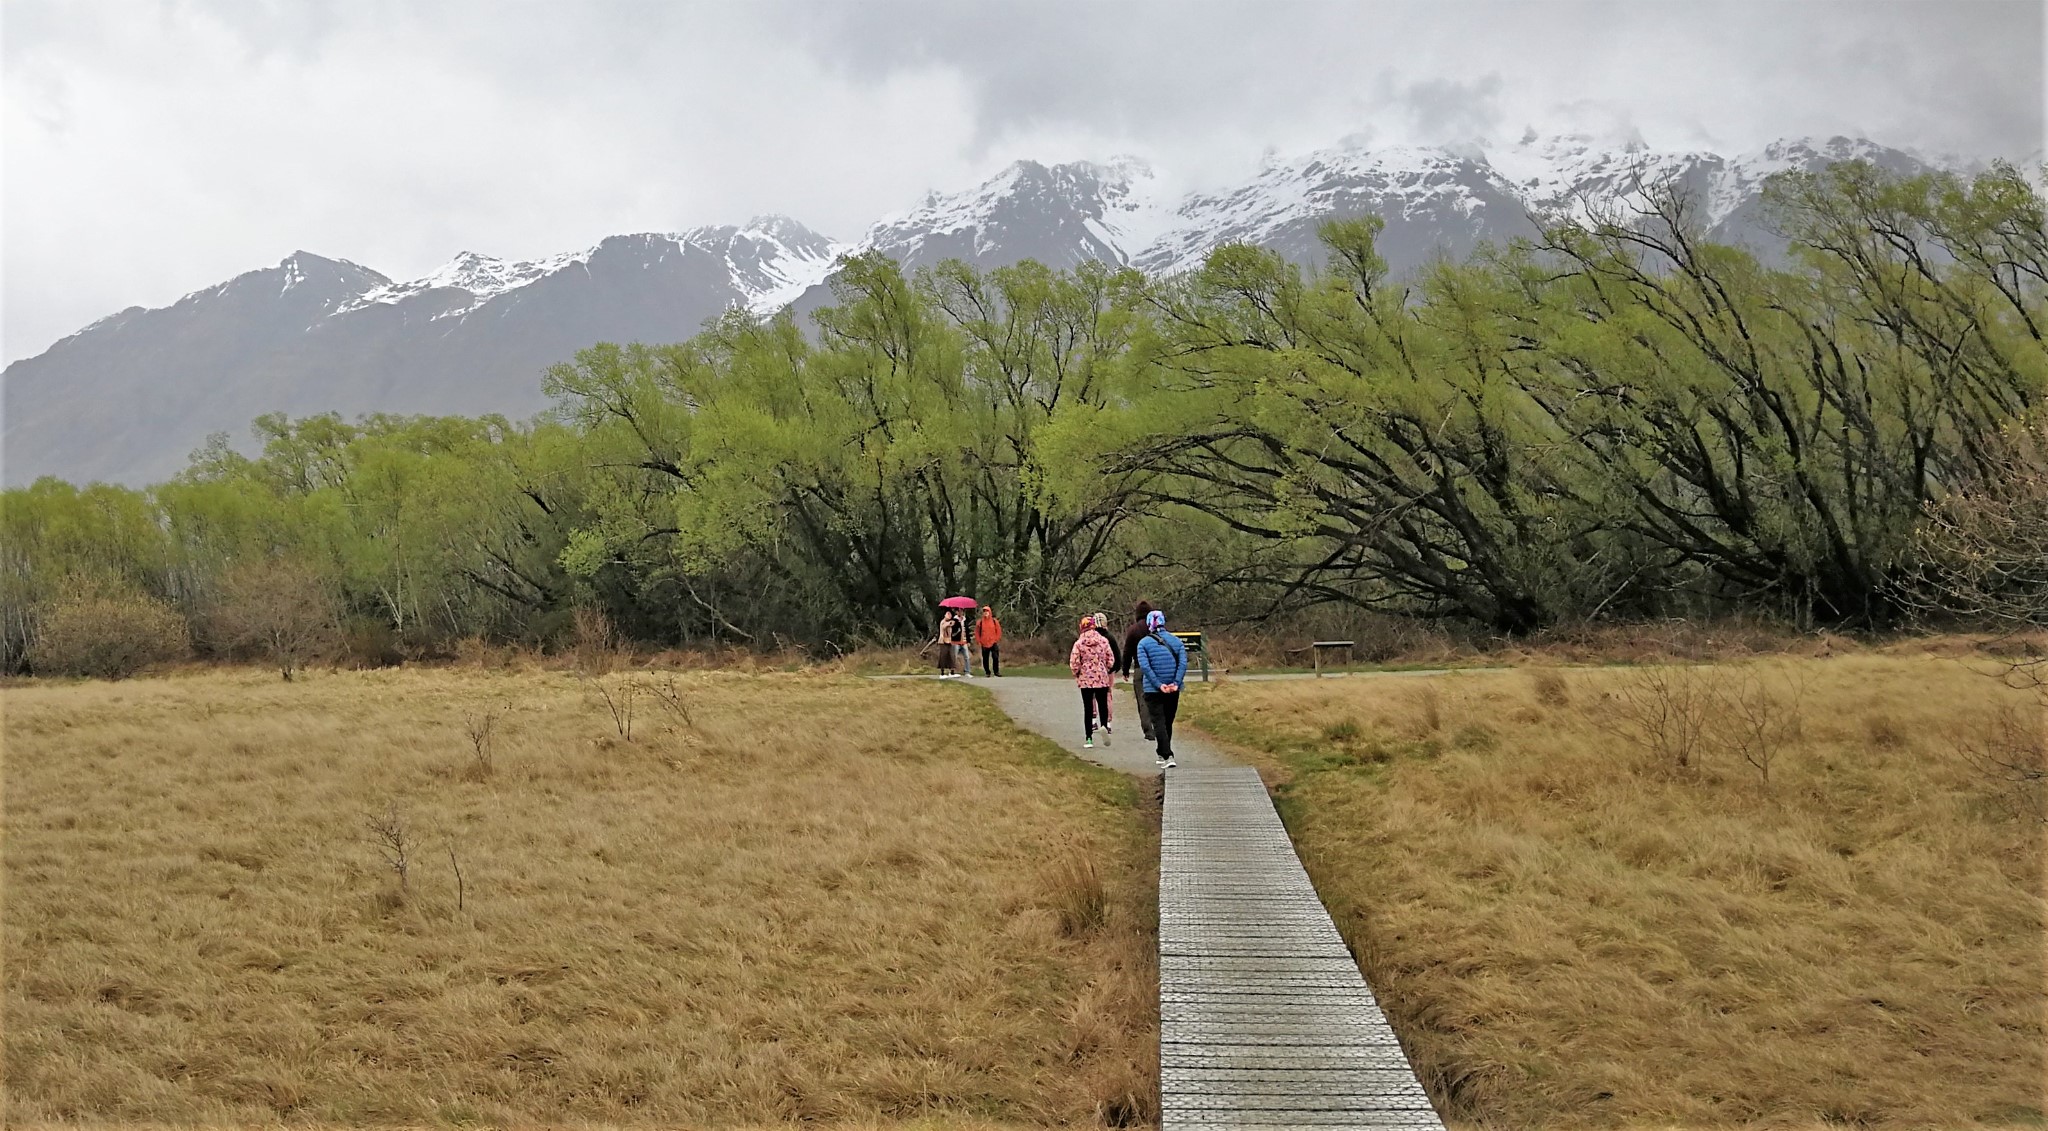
[1162,766,1445,1131]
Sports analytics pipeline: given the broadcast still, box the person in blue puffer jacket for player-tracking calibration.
[1134,609,1188,768]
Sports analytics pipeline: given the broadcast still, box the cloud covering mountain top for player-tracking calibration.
[7,0,2039,364]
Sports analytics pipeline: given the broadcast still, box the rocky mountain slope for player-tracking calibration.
[4,135,1949,485]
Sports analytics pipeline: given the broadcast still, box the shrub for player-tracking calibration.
[340,617,403,668]
[1957,702,2047,821]
[1866,713,1909,750]
[1529,668,1571,707]
[28,590,189,678]
[571,606,623,675]
[211,558,340,680]
[1723,668,1807,785]
[1599,665,1717,771]
[1322,718,1364,743]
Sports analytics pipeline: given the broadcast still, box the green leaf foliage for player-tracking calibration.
[5,160,2043,666]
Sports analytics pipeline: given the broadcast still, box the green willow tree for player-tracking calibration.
[1502,164,2045,625]
[159,413,586,648]
[1046,160,2047,632]
[551,254,1152,641]
[1042,217,1614,634]
[6,160,2040,661]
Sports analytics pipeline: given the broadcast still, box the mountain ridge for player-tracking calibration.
[4,133,1965,486]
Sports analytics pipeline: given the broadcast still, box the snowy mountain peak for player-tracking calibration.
[687,217,844,314]
[737,214,835,248]
[1751,135,1892,164]
[337,245,596,317]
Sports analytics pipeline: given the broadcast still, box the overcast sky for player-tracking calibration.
[4,0,2042,364]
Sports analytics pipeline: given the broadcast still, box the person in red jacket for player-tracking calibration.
[976,606,1004,677]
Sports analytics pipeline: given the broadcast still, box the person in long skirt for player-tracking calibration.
[936,610,965,678]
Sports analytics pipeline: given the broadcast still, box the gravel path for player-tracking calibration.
[898,667,1480,775]
[970,676,1234,775]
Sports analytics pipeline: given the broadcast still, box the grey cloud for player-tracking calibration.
[776,0,2042,158]
[4,0,2041,366]
[1399,75,1507,144]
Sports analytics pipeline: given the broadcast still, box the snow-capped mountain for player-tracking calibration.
[1134,144,1536,276]
[855,156,1165,274]
[814,133,1937,293]
[3,219,838,486]
[4,135,1958,486]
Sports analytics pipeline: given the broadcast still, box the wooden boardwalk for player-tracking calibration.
[1161,766,1445,1130]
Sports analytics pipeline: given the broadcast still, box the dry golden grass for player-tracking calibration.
[3,667,1157,1127]
[1186,657,2046,1129]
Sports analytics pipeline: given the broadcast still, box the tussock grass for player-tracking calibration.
[3,668,1157,1127]
[1185,657,2045,1129]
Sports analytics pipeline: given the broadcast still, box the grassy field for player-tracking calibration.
[1184,657,2046,1129]
[3,666,1158,1127]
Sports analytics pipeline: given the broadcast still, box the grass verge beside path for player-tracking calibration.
[1183,656,2045,1129]
[4,668,1157,1127]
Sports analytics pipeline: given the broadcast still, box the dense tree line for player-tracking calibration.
[5,161,2043,672]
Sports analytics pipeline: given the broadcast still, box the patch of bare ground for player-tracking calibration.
[1185,656,2045,1129]
[2,668,1156,1127]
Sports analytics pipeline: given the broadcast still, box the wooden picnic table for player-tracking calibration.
[1284,640,1355,676]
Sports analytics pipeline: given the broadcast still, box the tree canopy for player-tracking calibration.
[6,160,2042,670]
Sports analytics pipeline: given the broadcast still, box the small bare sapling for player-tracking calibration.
[1720,668,1807,785]
[461,706,498,778]
[1600,665,1717,771]
[647,673,695,731]
[365,802,412,892]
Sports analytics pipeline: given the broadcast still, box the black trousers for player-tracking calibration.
[982,644,1000,676]
[1146,689,1181,758]
[1081,686,1110,735]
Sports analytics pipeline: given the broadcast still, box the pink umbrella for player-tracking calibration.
[938,596,978,610]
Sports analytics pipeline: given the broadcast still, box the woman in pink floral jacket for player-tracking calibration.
[1069,615,1116,749]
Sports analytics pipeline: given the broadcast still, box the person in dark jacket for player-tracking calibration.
[1135,608,1188,767]
[1119,601,1156,740]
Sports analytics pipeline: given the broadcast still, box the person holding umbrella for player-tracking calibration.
[938,597,977,678]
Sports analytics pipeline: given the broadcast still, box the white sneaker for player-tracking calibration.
[1164,755,1177,768]
[1102,729,1111,746]
[1083,737,1094,748]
